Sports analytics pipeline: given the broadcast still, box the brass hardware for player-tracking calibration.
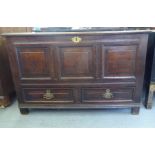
[71,36,82,43]
[102,89,113,99]
[43,89,54,100]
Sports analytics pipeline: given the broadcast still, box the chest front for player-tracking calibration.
[5,32,148,114]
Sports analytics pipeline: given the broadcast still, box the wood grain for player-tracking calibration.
[0,27,32,107]
[4,31,148,114]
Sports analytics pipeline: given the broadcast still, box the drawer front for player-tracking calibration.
[22,88,74,103]
[82,87,135,103]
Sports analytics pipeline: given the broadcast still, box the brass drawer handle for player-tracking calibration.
[102,89,113,99]
[71,36,82,43]
[43,89,54,100]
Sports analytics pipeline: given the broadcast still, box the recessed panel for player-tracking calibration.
[58,46,95,79]
[22,88,74,103]
[82,87,135,103]
[103,46,137,78]
[16,47,50,78]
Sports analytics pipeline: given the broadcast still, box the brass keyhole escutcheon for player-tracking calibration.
[71,36,82,43]
[103,89,113,99]
[43,89,54,100]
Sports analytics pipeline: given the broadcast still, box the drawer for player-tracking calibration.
[22,88,74,103]
[82,87,135,103]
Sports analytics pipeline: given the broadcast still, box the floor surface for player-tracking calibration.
[0,100,155,128]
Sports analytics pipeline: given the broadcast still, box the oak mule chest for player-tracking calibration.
[3,31,149,114]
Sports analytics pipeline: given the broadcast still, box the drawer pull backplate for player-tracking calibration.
[102,89,113,99]
[43,89,54,100]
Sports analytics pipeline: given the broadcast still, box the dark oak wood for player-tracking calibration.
[23,87,74,103]
[0,27,32,107]
[0,37,14,107]
[131,107,140,115]
[20,108,29,114]
[3,31,149,114]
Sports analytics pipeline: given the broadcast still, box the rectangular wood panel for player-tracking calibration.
[57,46,96,80]
[16,47,52,79]
[22,87,74,103]
[82,87,135,103]
[102,45,137,78]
